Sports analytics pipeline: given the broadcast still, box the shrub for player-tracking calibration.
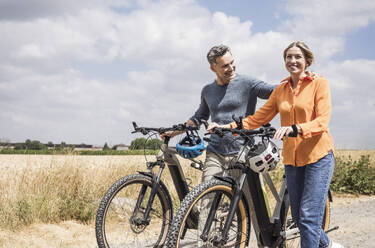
[331,155,375,195]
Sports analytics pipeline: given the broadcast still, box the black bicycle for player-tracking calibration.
[95,121,205,248]
[166,121,335,247]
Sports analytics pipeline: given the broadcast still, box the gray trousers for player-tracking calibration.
[202,150,251,204]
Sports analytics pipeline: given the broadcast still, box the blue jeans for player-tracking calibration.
[285,151,334,248]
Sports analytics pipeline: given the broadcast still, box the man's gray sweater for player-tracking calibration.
[191,74,275,155]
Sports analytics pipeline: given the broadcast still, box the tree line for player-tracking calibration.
[0,138,162,150]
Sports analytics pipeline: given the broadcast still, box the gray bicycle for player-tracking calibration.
[166,122,335,247]
[95,121,205,248]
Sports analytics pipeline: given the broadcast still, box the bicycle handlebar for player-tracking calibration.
[209,124,276,139]
[131,121,200,135]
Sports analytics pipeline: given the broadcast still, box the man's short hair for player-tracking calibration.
[207,45,231,65]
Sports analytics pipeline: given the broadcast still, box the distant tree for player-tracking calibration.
[14,143,25,150]
[130,138,147,150]
[147,139,163,150]
[25,139,46,150]
[25,139,31,148]
[130,138,162,150]
[56,141,66,150]
[103,142,110,150]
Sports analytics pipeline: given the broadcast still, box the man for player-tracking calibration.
[163,44,275,246]
[165,44,275,183]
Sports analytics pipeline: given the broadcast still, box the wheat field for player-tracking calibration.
[0,153,202,230]
[0,150,372,229]
[0,150,373,247]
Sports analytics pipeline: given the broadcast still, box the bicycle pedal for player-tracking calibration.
[326,225,339,233]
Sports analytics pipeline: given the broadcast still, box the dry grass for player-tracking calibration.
[0,149,372,231]
[0,153,202,231]
[334,149,375,163]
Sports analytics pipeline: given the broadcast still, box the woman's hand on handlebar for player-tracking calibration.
[273,126,293,140]
[207,122,231,133]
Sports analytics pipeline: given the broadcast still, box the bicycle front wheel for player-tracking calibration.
[95,174,173,248]
[282,194,330,248]
[167,179,250,248]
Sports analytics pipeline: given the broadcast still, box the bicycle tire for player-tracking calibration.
[281,193,330,248]
[95,174,173,248]
[167,179,250,248]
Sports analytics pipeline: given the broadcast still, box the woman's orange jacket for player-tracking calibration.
[230,74,334,166]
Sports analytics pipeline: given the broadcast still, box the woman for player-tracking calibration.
[208,41,343,248]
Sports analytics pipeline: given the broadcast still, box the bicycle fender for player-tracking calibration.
[213,175,237,186]
[138,171,154,178]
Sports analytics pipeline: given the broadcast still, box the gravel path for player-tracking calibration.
[327,195,375,248]
[0,196,373,247]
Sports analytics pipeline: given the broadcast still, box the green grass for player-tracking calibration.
[331,155,375,195]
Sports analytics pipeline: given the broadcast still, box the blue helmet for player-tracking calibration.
[176,130,205,159]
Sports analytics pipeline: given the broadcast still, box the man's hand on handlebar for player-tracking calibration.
[159,119,197,140]
[207,122,230,133]
[160,130,183,140]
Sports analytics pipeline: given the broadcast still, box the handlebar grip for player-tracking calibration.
[288,133,297,137]
[132,121,138,130]
[232,115,243,129]
[204,130,224,137]
[200,119,209,129]
[217,130,224,137]
[288,124,298,137]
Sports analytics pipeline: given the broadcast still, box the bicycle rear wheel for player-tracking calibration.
[281,194,330,248]
[95,174,173,248]
[167,179,250,248]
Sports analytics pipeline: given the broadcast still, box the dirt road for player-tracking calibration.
[328,195,375,248]
[0,195,374,248]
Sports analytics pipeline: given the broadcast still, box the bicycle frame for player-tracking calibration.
[136,138,200,229]
[158,143,191,202]
[199,143,293,247]
[244,169,290,247]
[169,123,336,248]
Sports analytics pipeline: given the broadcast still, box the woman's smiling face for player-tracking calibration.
[284,46,306,76]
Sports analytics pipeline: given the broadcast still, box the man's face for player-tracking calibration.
[210,52,236,85]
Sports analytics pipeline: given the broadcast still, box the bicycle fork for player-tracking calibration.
[200,173,248,246]
[132,165,164,226]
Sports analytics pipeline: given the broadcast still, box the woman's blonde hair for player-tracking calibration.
[283,41,314,68]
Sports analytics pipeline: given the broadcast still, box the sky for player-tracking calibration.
[0,0,374,149]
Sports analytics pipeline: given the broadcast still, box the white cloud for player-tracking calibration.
[284,0,375,35]
[282,0,375,60]
[0,0,374,148]
[0,0,134,20]
[317,59,375,148]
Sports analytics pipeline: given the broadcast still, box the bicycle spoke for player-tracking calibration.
[168,180,250,248]
[96,175,171,248]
